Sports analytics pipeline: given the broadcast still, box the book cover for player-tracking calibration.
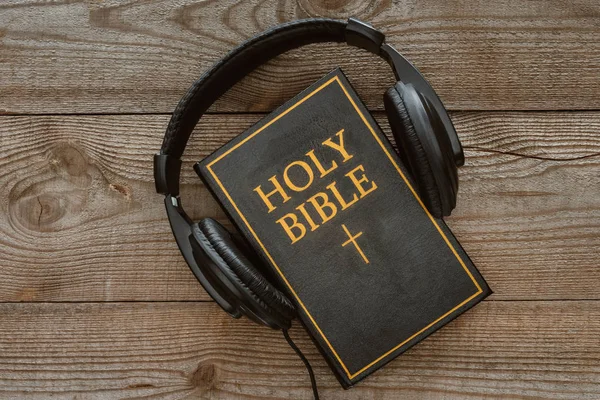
[195,68,491,387]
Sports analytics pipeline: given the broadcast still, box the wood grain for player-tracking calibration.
[1,112,598,302]
[0,301,597,399]
[0,0,599,114]
[1,1,598,398]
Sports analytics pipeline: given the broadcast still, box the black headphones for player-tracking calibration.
[154,17,464,331]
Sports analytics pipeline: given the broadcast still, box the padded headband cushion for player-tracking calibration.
[197,218,296,322]
[161,18,347,160]
[384,86,443,218]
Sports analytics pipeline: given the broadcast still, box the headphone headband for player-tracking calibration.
[155,18,389,196]
[155,17,463,196]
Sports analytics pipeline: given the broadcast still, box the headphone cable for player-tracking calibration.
[282,327,320,400]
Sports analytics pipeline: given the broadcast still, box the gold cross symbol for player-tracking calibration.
[341,224,369,264]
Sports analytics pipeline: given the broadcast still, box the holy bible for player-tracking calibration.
[195,68,491,388]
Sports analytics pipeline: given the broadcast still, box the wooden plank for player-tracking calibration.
[1,0,599,114]
[0,113,598,302]
[0,301,597,399]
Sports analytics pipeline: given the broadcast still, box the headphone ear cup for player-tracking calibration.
[194,218,296,329]
[384,85,444,218]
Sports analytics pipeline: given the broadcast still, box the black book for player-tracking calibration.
[195,68,491,388]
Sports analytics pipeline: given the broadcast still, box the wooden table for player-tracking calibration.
[1,1,599,398]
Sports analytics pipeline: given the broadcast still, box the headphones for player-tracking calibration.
[154,18,464,331]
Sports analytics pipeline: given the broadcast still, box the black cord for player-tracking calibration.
[283,328,320,400]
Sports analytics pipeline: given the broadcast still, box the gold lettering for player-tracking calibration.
[276,213,306,244]
[296,203,319,231]
[283,160,314,192]
[307,192,338,224]
[345,164,377,198]
[253,175,291,213]
[322,129,353,163]
[306,149,338,178]
[326,181,359,210]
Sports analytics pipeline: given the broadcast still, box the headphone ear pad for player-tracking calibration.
[384,86,444,218]
[196,218,296,327]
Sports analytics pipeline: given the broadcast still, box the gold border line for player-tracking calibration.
[206,75,483,380]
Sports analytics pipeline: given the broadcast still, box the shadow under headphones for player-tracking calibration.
[154,17,464,395]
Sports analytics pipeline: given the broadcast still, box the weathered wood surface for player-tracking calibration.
[2,0,600,397]
[1,113,598,302]
[1,0,599,114]
[0,301,598,399]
